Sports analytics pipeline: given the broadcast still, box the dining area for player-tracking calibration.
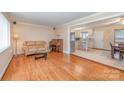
[110,42,124,60]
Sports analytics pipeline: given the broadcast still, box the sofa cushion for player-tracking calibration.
[35,41,46,45]
[27,45,45,50]
[28,48,46,52]
[24,41,36,46]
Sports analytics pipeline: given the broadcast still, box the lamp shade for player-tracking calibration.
[14,34,19,39]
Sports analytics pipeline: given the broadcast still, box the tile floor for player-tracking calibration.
[72,49,124,70]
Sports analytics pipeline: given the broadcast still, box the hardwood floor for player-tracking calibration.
[2,52,124,80]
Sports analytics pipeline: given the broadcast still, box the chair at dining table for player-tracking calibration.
[119,43,124,60]
[110,42,119,58]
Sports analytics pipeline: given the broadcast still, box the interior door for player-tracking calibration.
[94,31,104,49]
[70,32,75,53]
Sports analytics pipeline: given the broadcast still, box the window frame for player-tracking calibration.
[114,29,124,44]
[0,13,10,54]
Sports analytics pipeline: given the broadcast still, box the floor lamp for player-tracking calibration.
[14,34,19,55]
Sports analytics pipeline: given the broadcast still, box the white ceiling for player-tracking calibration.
[72,16,124,30]
[8,12,96,26]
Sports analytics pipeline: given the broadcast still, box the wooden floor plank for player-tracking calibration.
[2,52,124,80]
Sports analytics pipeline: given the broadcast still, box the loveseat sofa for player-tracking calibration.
[23,41,47,56]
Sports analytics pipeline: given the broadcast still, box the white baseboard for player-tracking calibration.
[63,51,70,54]
[0,55,13,80]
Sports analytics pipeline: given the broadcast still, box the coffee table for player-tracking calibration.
[34,52,47,60]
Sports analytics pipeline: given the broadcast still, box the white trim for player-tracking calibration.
[0,61,10,80]
[60,12,124,27]
[0,54,13,80]
[63,12,101,26]
[63,51,70,54]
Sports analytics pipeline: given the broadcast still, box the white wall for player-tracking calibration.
[93,25,124,50]
[13,22,55,54]
[56,25,70,54]
[0,13,13,79]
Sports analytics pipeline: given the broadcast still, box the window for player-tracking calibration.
[115,29,124,43]
[81,32,88,49]
[81,32,88,40]
[0,13,10,53]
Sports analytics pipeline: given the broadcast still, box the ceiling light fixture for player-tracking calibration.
[121,19,124,24]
